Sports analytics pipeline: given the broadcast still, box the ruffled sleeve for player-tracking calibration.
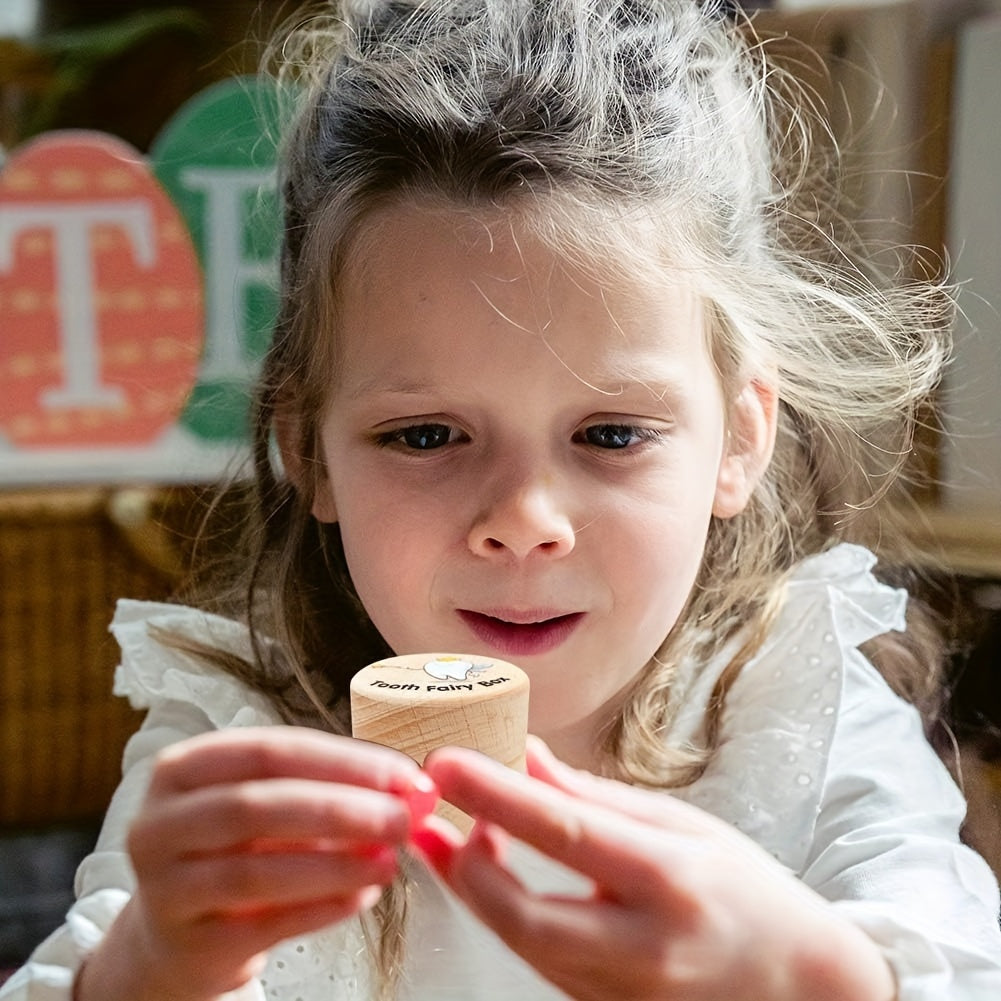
[675,543,1001,999]
[111,598,282,730]
[676,543,906,870]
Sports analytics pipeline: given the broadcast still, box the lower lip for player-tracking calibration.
[457,610,584,658]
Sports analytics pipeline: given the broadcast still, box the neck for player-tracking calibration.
[532,679,634,774]
[535,714,614,774]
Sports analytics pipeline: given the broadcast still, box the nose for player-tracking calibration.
[467,474,576,561]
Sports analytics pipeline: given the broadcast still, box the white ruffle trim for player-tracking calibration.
[110,599,282,730]
[678,544,907,872]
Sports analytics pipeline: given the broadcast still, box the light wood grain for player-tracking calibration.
[351,653,530,831]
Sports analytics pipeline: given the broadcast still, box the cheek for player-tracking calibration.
[335,491,451,643]
[609,491,715,631]
[339,533,413,653]
[618,529,701,620]
[339,506,417,595]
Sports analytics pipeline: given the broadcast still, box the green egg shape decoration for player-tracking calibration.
[150,76,284,442]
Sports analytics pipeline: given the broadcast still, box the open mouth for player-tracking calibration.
[457,609,584,657]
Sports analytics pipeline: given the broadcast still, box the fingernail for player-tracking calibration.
[405,772,439,825]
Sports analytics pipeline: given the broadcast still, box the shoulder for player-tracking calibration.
[780,542,908,649]
[110,598,284,730]
[675,544,926,870]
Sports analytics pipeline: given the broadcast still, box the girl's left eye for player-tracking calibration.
[576,423,658,450]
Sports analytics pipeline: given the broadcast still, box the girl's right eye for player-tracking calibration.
[376,424,458,450]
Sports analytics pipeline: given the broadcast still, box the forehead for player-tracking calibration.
[345,197,676,295]
[336,201,712,383]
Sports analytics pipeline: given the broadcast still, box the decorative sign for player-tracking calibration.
[0,75,283,485]
[0,131,202,450]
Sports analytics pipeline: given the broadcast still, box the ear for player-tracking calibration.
[712,376,778,520]
[274,408,339,523]
[310,477,338,523]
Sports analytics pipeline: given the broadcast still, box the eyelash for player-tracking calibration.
[374,422,664,452]
[573,423,664,451]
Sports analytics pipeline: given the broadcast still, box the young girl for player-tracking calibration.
[5,1,1001,999]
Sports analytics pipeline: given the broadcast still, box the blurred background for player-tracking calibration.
[1,0,1000,974]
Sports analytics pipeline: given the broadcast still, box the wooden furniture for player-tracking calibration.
[0,486,212,829]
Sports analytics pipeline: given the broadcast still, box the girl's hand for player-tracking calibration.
[77,727,437,1001]
[417,737,896,1001]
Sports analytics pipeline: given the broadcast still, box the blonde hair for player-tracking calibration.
[188,0,952,992]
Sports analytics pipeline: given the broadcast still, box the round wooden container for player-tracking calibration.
[350,653,529,831]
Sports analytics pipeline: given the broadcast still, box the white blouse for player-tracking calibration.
[3,544,1000,1000]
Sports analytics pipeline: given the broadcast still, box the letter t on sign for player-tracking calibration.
[0,201,155,409]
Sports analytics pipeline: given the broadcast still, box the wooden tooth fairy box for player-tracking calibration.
[351,653,530,830]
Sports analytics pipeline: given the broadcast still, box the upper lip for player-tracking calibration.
[459,608,581,625]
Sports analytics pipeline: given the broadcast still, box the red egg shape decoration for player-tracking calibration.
[0,131,203,448]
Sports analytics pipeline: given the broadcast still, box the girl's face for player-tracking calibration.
[307,204,774,768]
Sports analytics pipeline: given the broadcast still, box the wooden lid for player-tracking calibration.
[351,654,530,830]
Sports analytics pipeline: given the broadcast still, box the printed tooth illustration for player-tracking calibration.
[422,657,491,681]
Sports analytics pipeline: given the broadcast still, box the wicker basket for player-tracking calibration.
[0,486,207,830]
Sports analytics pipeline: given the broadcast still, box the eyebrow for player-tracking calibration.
[340,376,442,401]
[344,369,688,405]
[565,359,693,403]
[337,342,695,408]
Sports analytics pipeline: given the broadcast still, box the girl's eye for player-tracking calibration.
[578,423,653,450]
[380,423,457,450]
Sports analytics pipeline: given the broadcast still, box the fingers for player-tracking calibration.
[132,730,431,890]
[145,843,399,924]
[423,744,871,1001]
[424,746,691,903]
[135,727,440,862]
[149,726,430,801]
[125,726,438,981]
[524,737,726,839]
[523,735,572,786]
[444,823,669,1001]
[409,812,464,872]
[132,778,414,857]
[195,885,385,958]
